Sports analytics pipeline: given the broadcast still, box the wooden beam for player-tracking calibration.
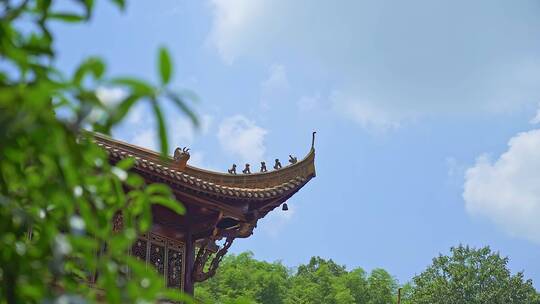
[183,224,195,295]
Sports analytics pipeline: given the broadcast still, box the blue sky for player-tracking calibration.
[54,0,540,286]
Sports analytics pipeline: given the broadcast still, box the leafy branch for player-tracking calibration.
[0,0,199,303]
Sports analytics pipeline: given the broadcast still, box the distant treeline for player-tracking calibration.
[196,245,539,304]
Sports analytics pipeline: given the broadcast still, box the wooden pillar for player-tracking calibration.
[183,226,195,295]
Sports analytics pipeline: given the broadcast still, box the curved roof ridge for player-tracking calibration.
[92,132,316,189]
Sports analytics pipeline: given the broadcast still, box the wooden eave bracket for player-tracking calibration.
[191,236,234,283]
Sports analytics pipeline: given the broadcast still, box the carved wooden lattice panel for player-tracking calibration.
[129,233,184,290]
[167,242,183,288]
[150,241,165,275]
[131,238,147,261]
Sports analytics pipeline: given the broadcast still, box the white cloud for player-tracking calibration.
[169,119,196,147]
[96,86,128,108]
[260,64,289,110]
[123,114,214,169]
[188,151,205,167]
[331,90,401,130]
[463,129,540,244]
[207,0,270,64]
[530,104,540,124]
[132,129,158,151]
[122,104,164,150]
[127,103,145,124]
[87,86,129,124]
[118,104,212,156]
[217,115,267,163]
[199,114,214,135]
[170,114,214,148]
[262,64,288,92]
[208,0,540,128]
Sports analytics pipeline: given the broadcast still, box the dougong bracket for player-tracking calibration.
[192,236,234,282]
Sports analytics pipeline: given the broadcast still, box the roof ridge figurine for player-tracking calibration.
[274,158,282,170]
[288,155,297,164]
[242,163,251,174]
[228,164,237,175]
[174,147,190,170]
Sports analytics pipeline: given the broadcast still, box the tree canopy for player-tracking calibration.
[196,248,539,304]
[196,252,398,304]
[404,245,540,304]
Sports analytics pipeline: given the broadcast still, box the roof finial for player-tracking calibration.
[289,155,298,164]
[173,146,191,170]
[260,161,267,172]
[311,131,317,150]
[228,164,237,175]
[242,163,251,174]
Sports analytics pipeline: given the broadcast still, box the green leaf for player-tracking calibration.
[110,78,154,96]
[37,0,52,12]
[82,0,95,18]
[160,289,195,303]
[167,92,199,127]
[138,204,152,232]
[48,13,86,23]
[158,47,172,85]
[0,0,206,302]
[145,184,171,196]
[125,174,143,188]
[150,100,168,156]
[116,157,135,170]
[112,0,126,10]
[73,57,106,85]
[110,94,139,123]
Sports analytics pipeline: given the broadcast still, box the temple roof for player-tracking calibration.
[93,133,316,218]
[92,131,316,278]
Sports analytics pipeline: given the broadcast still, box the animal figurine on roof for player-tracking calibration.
[274,159,282,170]
[228,164,237,174]
[288,155,298,164]
[242,164,251,174]
[173,147,190,170]
[260,161,267,172]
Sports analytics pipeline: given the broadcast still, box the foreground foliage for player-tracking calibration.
[1,0,197,302]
